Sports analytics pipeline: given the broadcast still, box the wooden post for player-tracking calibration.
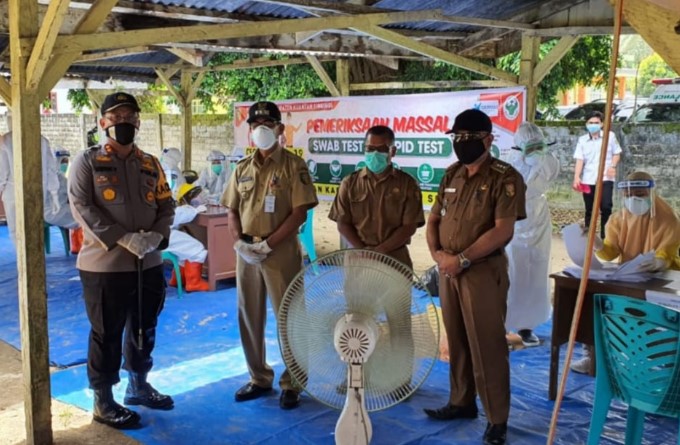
[519,34,540,122]
[180,71,193,170]
[9,0,53,443]
[336,59,350,97]
[156,113,164,152]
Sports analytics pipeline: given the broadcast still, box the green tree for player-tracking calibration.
[66,89,92,113]
[636,53,678,96]
[195,53,330,116]
[497,36,613,117]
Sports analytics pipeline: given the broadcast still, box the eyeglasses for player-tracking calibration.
[450,132,489,143]
[365,144,391,153]
[104,112,139,124]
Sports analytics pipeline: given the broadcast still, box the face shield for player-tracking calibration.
[207,151,227,176]
[617,179,656,218]
[161,148,182,171]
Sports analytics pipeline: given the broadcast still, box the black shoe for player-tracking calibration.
[518,329,540,347]
[423,403,478,420]
[234,382,273,402]
[93,387,141,430]
[484,422,507,445]
[279,389,301,410]
[124,374,174,410]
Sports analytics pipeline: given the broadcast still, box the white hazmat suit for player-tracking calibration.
[196,150,231,203]
[505,123,560,333]
[160,147,185,197]
[0,131,75,246]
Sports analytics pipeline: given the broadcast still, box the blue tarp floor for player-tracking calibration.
[0,224,676,444]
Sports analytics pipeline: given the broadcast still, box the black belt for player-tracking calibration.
[241,234,268,244]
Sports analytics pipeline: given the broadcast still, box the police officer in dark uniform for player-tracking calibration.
[68,93,175,429]
[424,109,526,445]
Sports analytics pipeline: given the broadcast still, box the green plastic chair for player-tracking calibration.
[589,294,680,445]
[161,251,183,299]
[44,223,70,256]
[298,208,319,274]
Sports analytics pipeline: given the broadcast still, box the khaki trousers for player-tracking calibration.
[236,236,302,390]
[439,254,510,424]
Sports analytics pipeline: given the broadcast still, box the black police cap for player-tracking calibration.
[446,109,493,134]
[100,92,141,115]
[247,101,282,124]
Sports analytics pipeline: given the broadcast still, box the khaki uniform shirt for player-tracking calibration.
[222,146,318,236]
[432,157,526,254]
[329,166,425,247]
[68,144,175,273]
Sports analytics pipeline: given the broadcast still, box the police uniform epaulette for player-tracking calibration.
[490,159,511,175]
[236,156,249,165]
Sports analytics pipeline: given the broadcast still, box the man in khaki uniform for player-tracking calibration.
[222,101,318,410]
[425,109,526,445]
[329,125,425,268]
[329,125,425,396]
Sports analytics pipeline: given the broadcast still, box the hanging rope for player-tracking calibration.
[546,0,625,442]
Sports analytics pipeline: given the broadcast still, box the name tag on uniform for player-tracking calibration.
[264,194,276,213]
[444,188,456,193]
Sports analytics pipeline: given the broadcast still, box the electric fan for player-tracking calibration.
[278,249,440,445]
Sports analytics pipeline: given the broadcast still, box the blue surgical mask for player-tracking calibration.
[59,163,68,174]
[211,164,223,175]
[365,152,389,174]
[586,123,602,134]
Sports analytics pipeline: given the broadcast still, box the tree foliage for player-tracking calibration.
[195,53,331,116]
[66,89,91,113]
[636,53,678,96]
[497,36,613,117]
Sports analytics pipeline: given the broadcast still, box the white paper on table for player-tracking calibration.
[563,252,658,282]
[561,223,604,269]
[646,290,680,312]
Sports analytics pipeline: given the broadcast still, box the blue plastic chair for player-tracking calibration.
[589,294,680,445]
[298,208,319,274]
[44,223,70,256]
[161,251,183,299]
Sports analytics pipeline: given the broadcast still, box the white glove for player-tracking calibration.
[195,204,208,214]
[593,236,604,251]
[50,191,61,214]
[234,239,267,265]
[117,232,163,258]
[251,240,273,255]
[640,257,667,273]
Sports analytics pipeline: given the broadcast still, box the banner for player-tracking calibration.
[234,87,526,204]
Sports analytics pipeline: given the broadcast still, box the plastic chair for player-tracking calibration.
[161,251,184,299]
[588,294,680,445]
[44,223,70,256]
[298,208,319,274]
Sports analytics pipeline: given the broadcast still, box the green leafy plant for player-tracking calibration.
[66,89,92,113]
[636,53,678,96]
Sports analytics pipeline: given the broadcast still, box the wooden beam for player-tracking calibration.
[368,55,399,70]
[349,80,517,91]
[25,0,70,91]
[253,0,391,15]
[155,68,184,106]
[434,14,535,31]
[351,24,518,83]
[458,0,587,56]
[533,35,579,86]
[0,78,11,105]
[183,56,329,73]
[9,0,53,443]
[180,72,192,170]
[527,26,636,36]
[73,60,193,69]
[336,59,350,96]
[186,72,205,103]
[519,34,540,122]
[165,47,205,67]
[37,0,119,100]
[77,46,153,62]
[33,10,439,54]
[305,55,340,96]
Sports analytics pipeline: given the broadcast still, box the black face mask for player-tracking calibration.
[105,123,137,146]
[453,139,487,165]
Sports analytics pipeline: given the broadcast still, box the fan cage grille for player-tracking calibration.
[278,249,440,412]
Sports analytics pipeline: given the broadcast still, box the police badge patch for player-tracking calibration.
[504,182,515,197]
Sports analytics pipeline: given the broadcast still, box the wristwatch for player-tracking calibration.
[458,252,471,269]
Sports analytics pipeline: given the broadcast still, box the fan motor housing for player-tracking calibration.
[334,313,379,363]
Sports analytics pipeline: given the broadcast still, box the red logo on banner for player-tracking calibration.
[478,91,524,133]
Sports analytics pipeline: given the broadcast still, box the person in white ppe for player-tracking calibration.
[0,123,72,246]
[505,122,560,347]
[165,183,210,292]
[571,171,680,373]
[196,150,231,203]
[160,147,185,197]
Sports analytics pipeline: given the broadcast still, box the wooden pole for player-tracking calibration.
[9,0,53,443]
[336,59,350,96]
[519,34,539,122]
[546,0,624,442]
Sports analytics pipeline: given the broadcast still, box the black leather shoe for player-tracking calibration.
[484,422,507,445]
[423,403,478,420]
[124,374,174,410]
[234,382,273,402]
[279,389,301,410]
[93,387,141,430]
